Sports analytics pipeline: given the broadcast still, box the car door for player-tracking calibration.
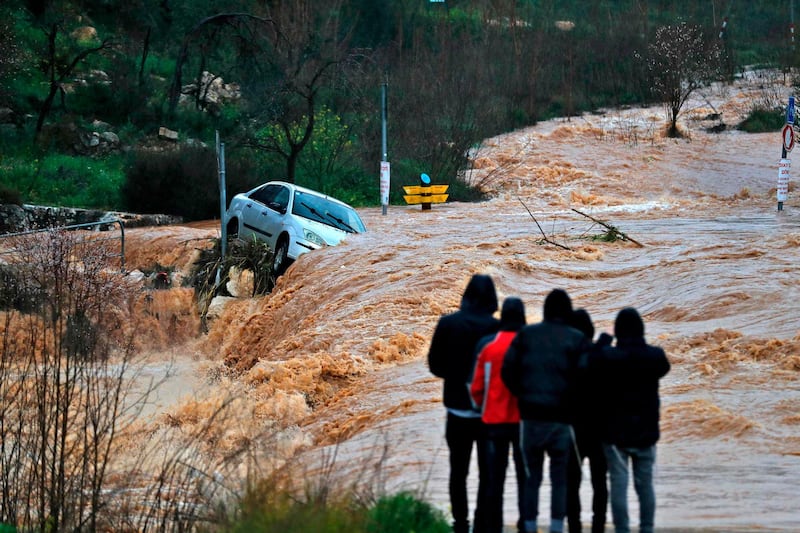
[240,183,288,248]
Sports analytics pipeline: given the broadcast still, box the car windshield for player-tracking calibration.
[291,191,366,233]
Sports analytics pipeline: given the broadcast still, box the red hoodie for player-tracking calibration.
[470,331,520,424]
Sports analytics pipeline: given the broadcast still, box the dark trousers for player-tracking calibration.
[520,419,572,532]
[480,423,534,533]
[567,426,608,533]
[446,412,487,533]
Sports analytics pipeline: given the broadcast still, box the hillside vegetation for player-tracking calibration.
[0,0,795,218]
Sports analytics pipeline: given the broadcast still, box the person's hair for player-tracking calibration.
[543,288,572,322]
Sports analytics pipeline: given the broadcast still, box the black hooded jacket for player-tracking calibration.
[589,307,671,448]
[428,274,500,412]
[501,289,589,423]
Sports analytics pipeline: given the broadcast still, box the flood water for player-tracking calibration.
[118,79,800,531]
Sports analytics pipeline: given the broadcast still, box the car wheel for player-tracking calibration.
[273,237,289,275]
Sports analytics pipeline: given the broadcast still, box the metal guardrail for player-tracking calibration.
[0,218,126,271]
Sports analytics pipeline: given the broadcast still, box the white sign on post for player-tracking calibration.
[380,161,391,207]
[777,158,790,202]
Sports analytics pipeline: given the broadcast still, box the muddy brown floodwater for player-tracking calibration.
[122,77,800,531]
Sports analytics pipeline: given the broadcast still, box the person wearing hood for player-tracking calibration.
[501,289,590,533]
[566,308,608,533]
[428,274,500,533]
[470,297,533,533]
[588,307,670,533]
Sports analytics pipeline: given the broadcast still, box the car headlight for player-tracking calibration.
[303,228,326,246]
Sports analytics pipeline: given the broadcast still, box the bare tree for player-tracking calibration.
[644,22,721,137]
[0,230,143,530]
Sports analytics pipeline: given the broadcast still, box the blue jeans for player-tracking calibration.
[520,420,572,533]
[603,444,656,533]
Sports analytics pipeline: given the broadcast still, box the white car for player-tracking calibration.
[225,181,366,274]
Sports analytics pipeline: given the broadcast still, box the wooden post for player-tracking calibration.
[420,173,432,211]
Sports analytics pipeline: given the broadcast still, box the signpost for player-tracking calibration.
[782,123,795,153]
[380,82,390,215]
[380,161,390,212]
[403,173,449,210]
[778,96,795,211]
[778,159,791,206]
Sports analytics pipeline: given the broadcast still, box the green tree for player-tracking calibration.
[25,2,115,140]
[241,0,352,184]
[0,9,23,110]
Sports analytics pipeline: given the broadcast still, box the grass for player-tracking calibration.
[1,148,126,210]
[227,490,450,533]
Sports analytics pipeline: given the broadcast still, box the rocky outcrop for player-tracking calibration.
[0,204,183,234]
[179,71,241,116]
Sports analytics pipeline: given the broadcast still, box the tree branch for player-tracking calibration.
[571,208,644,247]
[518,198,572,250]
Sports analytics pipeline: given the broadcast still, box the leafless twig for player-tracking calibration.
[518,198,572,251]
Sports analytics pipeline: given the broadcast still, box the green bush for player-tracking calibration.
[122,145,217,219]
[230,499,365,533]
[225,490,449,533]
[738,108,785,133]
[365,492,450,533]
[0,183,22,205]
[122,144,260,220]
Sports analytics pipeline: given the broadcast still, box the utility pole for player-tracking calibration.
[380,80,390,215]
[778,97,795,212]
[216,131,227,257]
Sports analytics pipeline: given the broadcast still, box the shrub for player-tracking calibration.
[191,237,276,327]
[365,492,450,533]
[227,489,450,533]
[0,184,21,205]
[0,230,143,530]
[231,496,366,533]
[122,145,257,220]
[738,108,785,133]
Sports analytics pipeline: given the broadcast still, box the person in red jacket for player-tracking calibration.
[471,297,533,533]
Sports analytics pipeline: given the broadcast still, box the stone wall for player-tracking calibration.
[0,204,184,234]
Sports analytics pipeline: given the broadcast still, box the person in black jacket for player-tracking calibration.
[501,289,589,533]
[566,309,608,533]
[588,307,670,533]
[428,274,500,533]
